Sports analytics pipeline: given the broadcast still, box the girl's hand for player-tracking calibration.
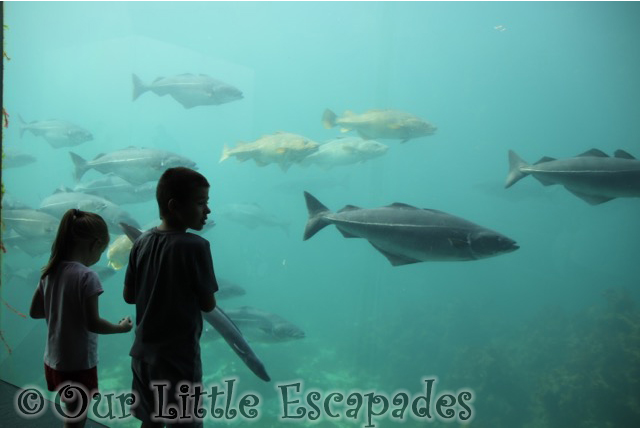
[119,316,133,333]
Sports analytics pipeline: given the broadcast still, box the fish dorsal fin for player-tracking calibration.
[387,202,419,210]
[614,149,636,160]
[578,149,608,158]
[152,76,165,83]
[534,156,556,164]
[93,153,106,160]
[343,110,355,117]
[178,73,194,76]
[338,205,360,213]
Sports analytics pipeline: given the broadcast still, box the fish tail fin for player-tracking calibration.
[69,151,89,181]
[505,150,530,188]
[132,74,148,101]
[119,222,143,243]
[219,144,231,163]
[303,191,331,240]
[322,109,337,129]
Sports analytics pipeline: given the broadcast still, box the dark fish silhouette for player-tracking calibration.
[303,192,518,266]
[506,149,640,205]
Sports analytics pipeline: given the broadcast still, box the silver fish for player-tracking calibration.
[303,192,519,266]
[300,137,388,169]
[2,209,58,239]
[132,73,243,109]
[73,174,156,205]
[19,115,93,148]
[39,188,140,234]
[70,146,197,185]
[506,149,640,205]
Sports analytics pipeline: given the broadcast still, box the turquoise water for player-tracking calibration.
[2,2,640,427]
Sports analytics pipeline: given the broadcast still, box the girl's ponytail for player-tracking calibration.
[40,209,109,279]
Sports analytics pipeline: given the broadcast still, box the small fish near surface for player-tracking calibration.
[132,73,243,109]
[303,192,519,266]
[299,137,388,170]
[118,223,270,382]
[19,115,93,148]
[220,132,319,172]
[506,149,640,205]
[220,203,290,235]
[70,146,197,185]
[322,109,437,143]
[206,306,305,344]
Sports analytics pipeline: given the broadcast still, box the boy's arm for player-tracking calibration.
[29,287,45,319]
[84,294,133,334]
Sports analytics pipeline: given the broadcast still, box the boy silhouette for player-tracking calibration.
[124,167,218,428]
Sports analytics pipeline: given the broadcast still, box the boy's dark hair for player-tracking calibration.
[157,167,210,218]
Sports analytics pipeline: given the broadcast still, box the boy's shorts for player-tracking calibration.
[131,357,203,427]
[44,363,98,395]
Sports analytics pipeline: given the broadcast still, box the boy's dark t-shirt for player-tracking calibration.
[125,228,218,370]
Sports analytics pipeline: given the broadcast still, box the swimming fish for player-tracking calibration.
[132,73,243,109]
[220,132,319,172]
[303,191,519,266]
[322,109,436,143]
[506,149,640,205]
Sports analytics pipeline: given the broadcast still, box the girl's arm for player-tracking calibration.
[30,288,46,319]
[84,294,132,334]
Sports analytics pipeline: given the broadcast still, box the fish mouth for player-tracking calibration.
[505,243,520,253]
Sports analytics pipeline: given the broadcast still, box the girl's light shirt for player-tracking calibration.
[39,261,104,371]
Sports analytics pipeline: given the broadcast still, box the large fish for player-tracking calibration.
[220,132,319,172]
[303,192,518,266]
[299,137,388,170]
[2,231,53,257]
[2,209,58,239]
[73,174,156,205]
[70,147,197,185]
[119,223,270,382]
[506,149,640,205]
[322,109,436,143]
[39,188,140,234]
[210,306,305,344]
[132,73,243,109]
[19,115,93,148]
[220,203,290,235]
